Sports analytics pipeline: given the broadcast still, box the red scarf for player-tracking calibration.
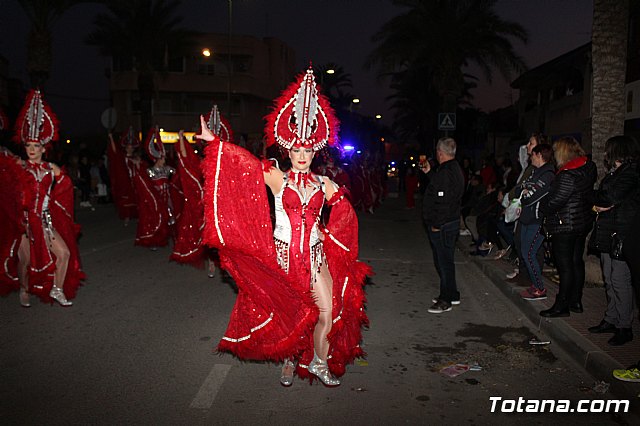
[558,156,588,173]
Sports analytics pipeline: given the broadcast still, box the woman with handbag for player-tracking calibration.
[539,137,597,317]
[587,135,640,346]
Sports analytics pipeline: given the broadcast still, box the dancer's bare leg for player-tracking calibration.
[311,263,333,361]
[307,263,340,386]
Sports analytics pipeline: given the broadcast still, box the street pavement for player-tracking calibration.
[2,194,638,425]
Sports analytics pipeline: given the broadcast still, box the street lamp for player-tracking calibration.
[375,114,382,119]
[202,48,211,57]
[326,69,335,75]
[352,98,360,104]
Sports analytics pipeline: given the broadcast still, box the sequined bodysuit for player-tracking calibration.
[273,172,325,290]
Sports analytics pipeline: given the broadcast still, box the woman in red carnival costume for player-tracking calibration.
[319,150,351,192]
[197,67,371,387]
[358,156,376,213]
[348,156,365,211]
[405,166,419,209]
[0,90,84,307]
[171,105,233,277]
[134,126,181,249]
[107,126,141,225]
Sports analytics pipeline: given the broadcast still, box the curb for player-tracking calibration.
[462,245,640,412]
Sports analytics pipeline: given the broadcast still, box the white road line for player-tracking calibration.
[190,364,232,409]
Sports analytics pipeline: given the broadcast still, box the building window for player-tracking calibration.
[628,90,634,113]
[168,56,185,73]
[131,92,141,113]
[233,55,252,73]
[198,63,216,75]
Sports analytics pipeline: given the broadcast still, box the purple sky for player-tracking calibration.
[0,0,593,136]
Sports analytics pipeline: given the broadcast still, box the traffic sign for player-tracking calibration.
[101,107,117,130]
[438,113,456,131]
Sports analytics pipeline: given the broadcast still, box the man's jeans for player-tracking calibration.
[428,220,460,303]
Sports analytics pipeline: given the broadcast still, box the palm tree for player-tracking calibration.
[314,63,355,112]
[85,0,197,131]
[17,0,93,88]
[366,0,528,143]
[591,0,629,179]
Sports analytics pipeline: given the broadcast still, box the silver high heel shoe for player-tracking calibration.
[49,287,72,307]
[307,354,340,387]
[280,359,295,387]
[19,288,31,308]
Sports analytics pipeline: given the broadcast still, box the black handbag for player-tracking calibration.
[610,232,624,260]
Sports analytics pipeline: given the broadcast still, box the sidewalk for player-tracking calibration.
[459,236,640,404]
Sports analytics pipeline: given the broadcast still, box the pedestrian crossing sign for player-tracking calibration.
[438,113,456,131]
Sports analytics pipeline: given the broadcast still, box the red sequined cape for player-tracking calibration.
[0,155,25,294]
[202,139,370,376]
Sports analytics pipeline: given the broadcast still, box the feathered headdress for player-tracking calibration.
[119,125,141,149]
[13,89,59,145]
[144,126,165,160]
[204,105,234,143]
[265,66,339,151]
[0,106,9,132]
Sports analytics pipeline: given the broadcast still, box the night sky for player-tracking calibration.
[0,0,592,137]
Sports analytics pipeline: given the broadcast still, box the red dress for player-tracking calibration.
[405,173,418,208]
[202,139,371,378]
[0,159,84,301]
[170,142,205,267]
[134,165,177,247]
[107,144,139,220]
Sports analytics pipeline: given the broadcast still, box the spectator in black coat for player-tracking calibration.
[587,135,640,346]
[539,137,597,318]
[422,138,465,314]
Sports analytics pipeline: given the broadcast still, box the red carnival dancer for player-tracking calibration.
[134,126,179,249]
[197,67,371,387]
[107,126,141,225]
[0,90,85,307]
[171,105,233,276]
[318,149,351,192]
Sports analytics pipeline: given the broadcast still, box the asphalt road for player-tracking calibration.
[1,196,636,425]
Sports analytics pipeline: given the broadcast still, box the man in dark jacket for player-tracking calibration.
[422,137,465,314]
